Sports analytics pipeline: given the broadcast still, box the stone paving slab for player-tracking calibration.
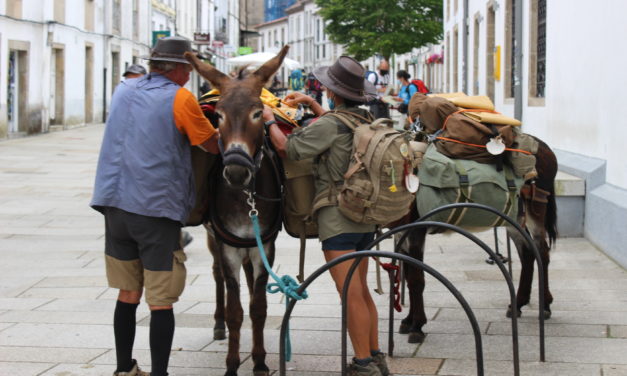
[439,359,602,376]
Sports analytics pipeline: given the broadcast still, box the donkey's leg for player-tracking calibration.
[222,247,245,376]
[247,242,274,376]
[206,226,227,340]
[401,228,428,343]
[507,227,533,318]
[526,218,554,318]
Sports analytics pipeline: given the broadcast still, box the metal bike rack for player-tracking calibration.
[364,221,521,376]
[394,203,546,362]
[278,250,485,376]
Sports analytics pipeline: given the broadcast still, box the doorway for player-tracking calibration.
[85,45,94,124]
[50,47,65,126]
[7,48,28,134]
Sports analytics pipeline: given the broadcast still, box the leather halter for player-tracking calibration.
[208,140,284,248]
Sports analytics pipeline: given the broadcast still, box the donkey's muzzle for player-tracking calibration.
[222,144,256,189]
[223,164,253,189]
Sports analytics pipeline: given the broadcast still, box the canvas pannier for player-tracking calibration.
[328,112,416,225]
[282,158,318,238]
[417,144,523,227]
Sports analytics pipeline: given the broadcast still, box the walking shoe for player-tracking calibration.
[347,360,383,376]
[372,352,390,376]
[113,359,150,376]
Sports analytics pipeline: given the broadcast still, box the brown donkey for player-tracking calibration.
[184,47,289,376]
[394,137,558,343]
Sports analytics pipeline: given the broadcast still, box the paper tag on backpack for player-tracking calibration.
[486,136,506,155]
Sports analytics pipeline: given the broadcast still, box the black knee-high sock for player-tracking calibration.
[114,300,139,372]
[150,309,175,376]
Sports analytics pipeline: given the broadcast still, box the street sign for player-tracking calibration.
[238,46,253,55]
[152,30,171,47]
[194,32,211,44]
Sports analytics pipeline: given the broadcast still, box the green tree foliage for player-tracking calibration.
[315,0,443,61]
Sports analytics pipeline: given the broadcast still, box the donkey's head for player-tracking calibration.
[185,46,289,189]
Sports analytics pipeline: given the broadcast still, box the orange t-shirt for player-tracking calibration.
[173,87,217,146]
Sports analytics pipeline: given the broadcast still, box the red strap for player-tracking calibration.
[380,262,402,312]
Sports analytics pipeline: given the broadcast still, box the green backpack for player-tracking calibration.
[417,144,523,227]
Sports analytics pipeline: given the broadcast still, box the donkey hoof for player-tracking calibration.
[214,328,226,340]
[224,371,237,376]
[506,306,522,318]
[408,330,426,343]
[543,309,552,319]
[253,365,270,376]
[399,321,411,334]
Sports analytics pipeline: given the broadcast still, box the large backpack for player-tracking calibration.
[365,70,379,86]
[327,111,416,225]
[410,79,430,94]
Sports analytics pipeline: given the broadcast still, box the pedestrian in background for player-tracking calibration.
[366,59,390,119]
[305,72,323,105]
[394,70,418,129]
[91,36,219,376]
[122,64,147,80]
[267,56,389,376]
[288,68,304,92]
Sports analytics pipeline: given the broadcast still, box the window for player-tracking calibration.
[453,26,458,91]
[473,15,480,95]
[505,0,515,99]
[133,0,139,40]
[112,0,121,35]
[6,0,23,18]
[529,0,546,103]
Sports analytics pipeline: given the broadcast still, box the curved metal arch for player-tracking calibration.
[278,250,485,376]
[408,202,546,362]
[359,220,519,376]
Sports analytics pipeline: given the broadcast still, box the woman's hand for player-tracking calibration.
[283,92,314,107]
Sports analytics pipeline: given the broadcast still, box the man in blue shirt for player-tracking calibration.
[91,37,219,376]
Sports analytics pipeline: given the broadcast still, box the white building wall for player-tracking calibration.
[444,0,627,189]
[0,0,151,138]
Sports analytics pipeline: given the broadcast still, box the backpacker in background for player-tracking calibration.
[365,70,378,86]
[417,144,523,227]
[410,79,430,94]
[327,111,418,225]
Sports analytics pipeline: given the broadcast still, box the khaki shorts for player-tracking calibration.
[103,206,186,306]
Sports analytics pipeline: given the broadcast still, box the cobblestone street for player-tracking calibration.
[1,124,626,375]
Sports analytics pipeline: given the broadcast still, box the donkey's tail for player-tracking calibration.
[545,182,558,247]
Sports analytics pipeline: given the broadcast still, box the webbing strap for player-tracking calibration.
[448,160,470,225]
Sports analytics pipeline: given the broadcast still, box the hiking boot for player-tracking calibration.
[372,352,390,376]
[347,360,382,376]
[113,359,150,376]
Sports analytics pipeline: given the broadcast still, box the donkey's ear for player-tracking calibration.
[184,52,230,91]
[251,45,289,87]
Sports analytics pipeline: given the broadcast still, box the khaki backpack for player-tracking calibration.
[328,111,416,225]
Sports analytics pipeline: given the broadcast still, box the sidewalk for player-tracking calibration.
[0,124,626,376]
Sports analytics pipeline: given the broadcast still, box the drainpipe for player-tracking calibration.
[514,0,523,120]
[102,0,109,123]
[462,0,469,94]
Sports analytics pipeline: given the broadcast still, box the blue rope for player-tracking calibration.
[250,213,308,361]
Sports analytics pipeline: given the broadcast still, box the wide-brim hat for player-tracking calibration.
[123,64,147,76]
[143,36,193,64]
[313,56,376,103]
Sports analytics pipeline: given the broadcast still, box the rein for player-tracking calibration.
[246,191,308,362]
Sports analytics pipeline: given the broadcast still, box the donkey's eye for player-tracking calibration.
[252,110,263,120]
